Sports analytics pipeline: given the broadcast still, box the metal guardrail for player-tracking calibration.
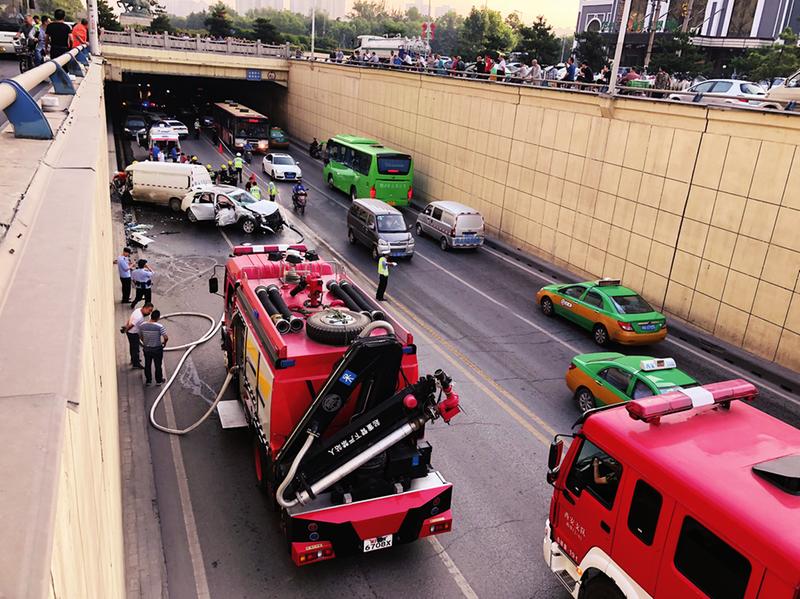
[301,58,798,113]
[100,30,291,58]
[0,45,90,139]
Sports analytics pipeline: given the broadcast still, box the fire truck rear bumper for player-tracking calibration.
[286,471,453,566]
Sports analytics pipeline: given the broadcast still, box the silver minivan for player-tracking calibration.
[415,201,485,250]
[347,199,415,259]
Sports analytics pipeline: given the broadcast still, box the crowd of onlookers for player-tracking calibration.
[15,11,89,67]
[306,47,691,93]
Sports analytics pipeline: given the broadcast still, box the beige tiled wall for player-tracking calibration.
[287,62,800,370]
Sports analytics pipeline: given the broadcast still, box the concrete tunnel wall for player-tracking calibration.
[286,61,800,371]
[0,62,124,598]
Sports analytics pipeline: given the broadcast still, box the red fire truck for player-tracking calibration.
[543,379,800,599]
[209,244,461,566]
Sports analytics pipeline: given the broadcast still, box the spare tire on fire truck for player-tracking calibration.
[306,309,370,346]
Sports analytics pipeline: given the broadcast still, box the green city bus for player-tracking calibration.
[322,135,414,207]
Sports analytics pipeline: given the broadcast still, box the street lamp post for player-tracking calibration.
[310,0,316,58]
[87,0,100,54]
[643,0,662,70]
[608,0,633,95]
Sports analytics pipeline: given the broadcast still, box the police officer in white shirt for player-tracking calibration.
[121,302,153,368]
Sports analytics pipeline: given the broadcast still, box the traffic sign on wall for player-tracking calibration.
[246,69,262,81]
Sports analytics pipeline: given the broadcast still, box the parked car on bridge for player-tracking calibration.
[761,69,800,110]
[262,153,302,180]
[668,79,766,106]
[565,353,697,413]
[181,184,284,234]
[536,278,667,346]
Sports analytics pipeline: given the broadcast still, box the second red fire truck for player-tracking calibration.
[543,379,800,599]
[209,244,461,566]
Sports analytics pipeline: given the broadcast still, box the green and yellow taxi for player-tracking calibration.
[565,353,698,413]
[269,126,289,149]
[536,278,667,346]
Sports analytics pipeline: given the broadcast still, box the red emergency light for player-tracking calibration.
[246,118,261,123]
[233,244,308,256]
[626,379,758,424]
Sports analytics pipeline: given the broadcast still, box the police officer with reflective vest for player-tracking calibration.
[375,249,397,301]
[250,183,261,200]
[267,180,278,201]
[234,153,244,183]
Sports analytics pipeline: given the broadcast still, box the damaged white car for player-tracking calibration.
[181,185,285,234]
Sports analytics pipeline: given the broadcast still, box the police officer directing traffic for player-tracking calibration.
[234,153,244,183]
[375,249,397,301]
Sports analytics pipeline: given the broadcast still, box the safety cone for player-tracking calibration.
[218,142,223,153]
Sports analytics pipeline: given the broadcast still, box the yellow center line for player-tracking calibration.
[207,138,555,446]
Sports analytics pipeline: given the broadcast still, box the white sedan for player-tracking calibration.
[668,79,766,107]
[262,153,302,181]
[164,119,189,138]
[181,185,284,234]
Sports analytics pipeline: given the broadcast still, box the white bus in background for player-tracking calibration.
[355,34,430,60]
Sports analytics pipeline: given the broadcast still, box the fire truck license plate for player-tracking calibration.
[363,535,393,553]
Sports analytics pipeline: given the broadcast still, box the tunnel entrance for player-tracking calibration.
[105,73,287,168]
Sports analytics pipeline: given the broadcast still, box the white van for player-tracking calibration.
[415,201,485,250]
[124,162,213,212]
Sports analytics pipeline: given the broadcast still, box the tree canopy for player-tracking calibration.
[732,28,800,82]
[205,2,232,38]
[516,16,560,65]
[97,0,122,31]
[575,31,610,71]
[458,7,517,58]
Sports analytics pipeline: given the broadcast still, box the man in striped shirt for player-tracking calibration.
[139,310,168,385]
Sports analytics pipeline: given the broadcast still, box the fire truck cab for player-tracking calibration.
[211,244,460,566]
[543,380,800,599]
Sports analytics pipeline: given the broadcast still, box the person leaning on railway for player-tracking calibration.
[139,310,168,386]
[114,246,133,303]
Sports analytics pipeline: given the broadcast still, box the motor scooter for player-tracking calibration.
[292,190,308,215]
[309,141,321,159]
[243,148,253,164]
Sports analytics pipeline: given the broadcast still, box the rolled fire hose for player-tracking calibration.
[148,312,235,435]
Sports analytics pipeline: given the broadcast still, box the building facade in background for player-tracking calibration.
[576,0,800,41]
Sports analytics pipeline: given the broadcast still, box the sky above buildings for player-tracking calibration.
[401,1,581,30]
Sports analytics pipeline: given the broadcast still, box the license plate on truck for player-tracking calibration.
[363,535,393,553]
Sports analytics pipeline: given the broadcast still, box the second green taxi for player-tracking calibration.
[565,353,698,413]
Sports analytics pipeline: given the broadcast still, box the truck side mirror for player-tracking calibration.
[548,439,563,472]
[209,276,219,294]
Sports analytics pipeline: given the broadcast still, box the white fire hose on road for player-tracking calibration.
[148,312,235,435]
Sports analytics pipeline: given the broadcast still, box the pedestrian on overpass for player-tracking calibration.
[375,250,397,301]
[122,302,153,368]
[234,153,244,183]
[139,310,168,386]
[267,180,278,202]
[70,18,88,47]
[45,9,71,59]
[114,246,133,303]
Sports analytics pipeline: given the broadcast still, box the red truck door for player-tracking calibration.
[656,507,763,599]
[610,475,675,594]
[554,437,624,564]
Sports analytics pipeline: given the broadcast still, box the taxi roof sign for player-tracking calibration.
[640,357,676,371]
[597,278,621,287]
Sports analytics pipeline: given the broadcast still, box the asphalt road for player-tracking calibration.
[117,130,800,599]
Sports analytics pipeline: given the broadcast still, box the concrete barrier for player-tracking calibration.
[286,61,800,371]
[0,61,124,597]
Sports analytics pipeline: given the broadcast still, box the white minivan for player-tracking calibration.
[123,162,213,212]
[415,201,485,250]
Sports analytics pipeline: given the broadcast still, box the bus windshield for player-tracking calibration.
[376,214,407,232]
[237,119,269,139]
[377,155,411,175]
